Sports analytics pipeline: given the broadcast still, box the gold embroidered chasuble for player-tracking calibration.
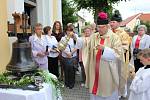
[86,30,126,97]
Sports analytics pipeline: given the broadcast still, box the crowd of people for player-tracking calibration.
[28,10,150,100]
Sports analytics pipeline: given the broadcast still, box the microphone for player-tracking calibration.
[46,45,49,52]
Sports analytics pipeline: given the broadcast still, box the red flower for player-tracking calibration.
[98,12,107,19]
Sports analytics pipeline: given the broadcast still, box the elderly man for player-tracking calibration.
[109,10,130,64]
[86,12,125,100]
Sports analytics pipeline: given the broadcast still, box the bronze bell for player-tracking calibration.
[6,12,38,72]
[6,41,37,72]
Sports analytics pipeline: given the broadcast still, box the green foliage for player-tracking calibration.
[0,73,34,87]
[62,0,78,29]
[141,21,150,35]
[36,70,63,89]
[133,26,137,35]
[0,70,63,99]
[85,22,91,26]
[73,0,128,21]
[33,70,63,99]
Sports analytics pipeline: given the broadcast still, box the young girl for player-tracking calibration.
[129,48,150,100]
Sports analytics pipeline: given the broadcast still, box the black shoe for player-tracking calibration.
[120,96,127,100]
[69,84,74,89]
[65,83,69,87]
[69,86,74,89]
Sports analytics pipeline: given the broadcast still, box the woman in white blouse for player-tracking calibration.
[61,25,81,89]
[130,25,150,72]
[43,26,59,77]
[29,23,48,70]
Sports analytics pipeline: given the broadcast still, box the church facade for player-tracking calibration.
[0,0,62,73]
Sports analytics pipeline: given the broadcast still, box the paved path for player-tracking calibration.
[61,74,90,100]
[61,71,131,100]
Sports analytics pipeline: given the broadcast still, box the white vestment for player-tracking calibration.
[129,67,150,100]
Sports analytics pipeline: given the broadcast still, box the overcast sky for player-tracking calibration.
[114,0,150,19]
[78,0,150,22]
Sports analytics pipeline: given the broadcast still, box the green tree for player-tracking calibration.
[62,0,78,29]
[73,0,128,21]
[141,21,150,35]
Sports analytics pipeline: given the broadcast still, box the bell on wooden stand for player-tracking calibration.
[7,12,37,75]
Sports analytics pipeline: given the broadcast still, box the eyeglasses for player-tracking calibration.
[36,28,42,30]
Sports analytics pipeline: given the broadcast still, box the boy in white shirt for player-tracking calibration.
[129,48,150,100]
